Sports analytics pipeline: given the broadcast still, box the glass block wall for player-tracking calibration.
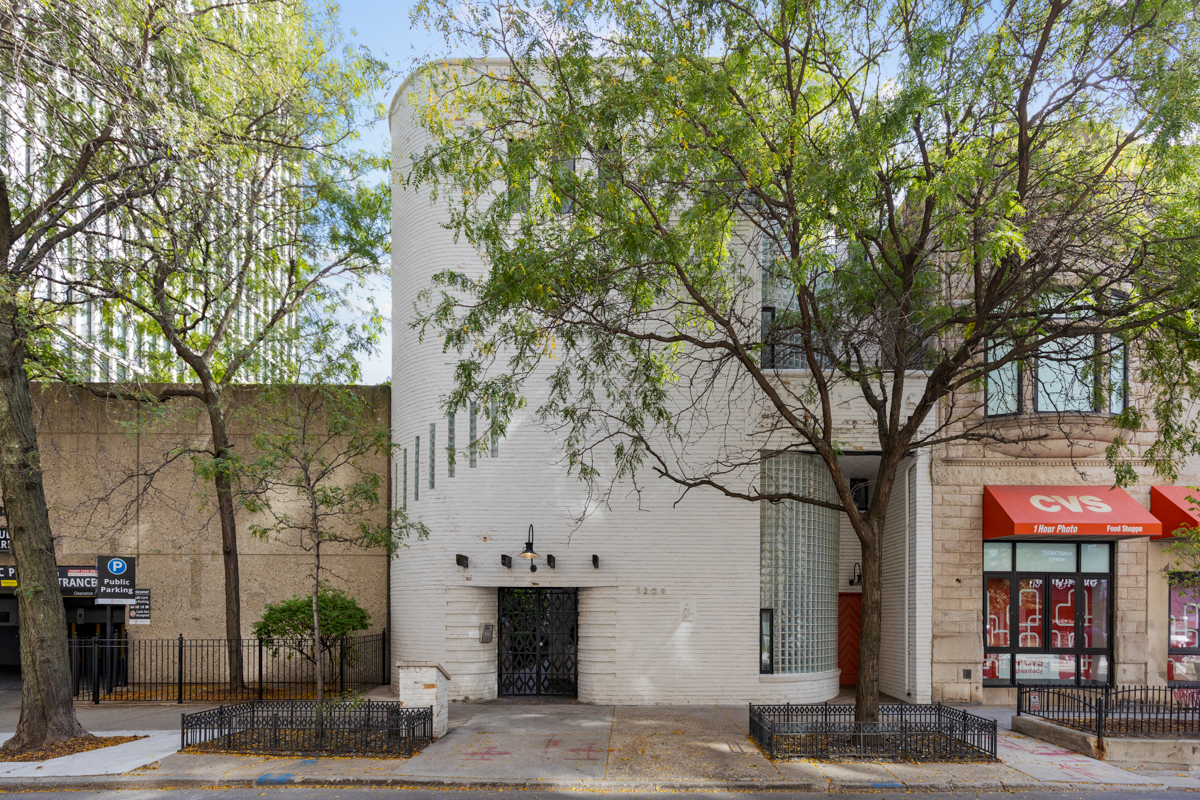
[760,453,839,674]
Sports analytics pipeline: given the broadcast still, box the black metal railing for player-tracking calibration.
[68,631,388,703]
[748,703,997,761]
[181,699,433,756]
[1017,682,1200,739]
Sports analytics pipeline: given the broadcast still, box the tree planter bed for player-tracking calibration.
[748,703,997,761]
[181,699,433,757]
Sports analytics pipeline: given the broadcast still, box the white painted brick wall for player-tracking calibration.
[388,79,907,705]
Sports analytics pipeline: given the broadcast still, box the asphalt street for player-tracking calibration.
[2,789,1198,800]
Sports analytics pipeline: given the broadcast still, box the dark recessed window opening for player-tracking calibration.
[760,608,774,674]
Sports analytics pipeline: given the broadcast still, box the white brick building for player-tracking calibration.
[388,73,1200,706]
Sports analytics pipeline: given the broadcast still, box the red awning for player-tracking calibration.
[982,485,1161,540]
[1150,486,1200,541]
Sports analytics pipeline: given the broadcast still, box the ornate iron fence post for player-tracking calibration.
[176,634,184,704]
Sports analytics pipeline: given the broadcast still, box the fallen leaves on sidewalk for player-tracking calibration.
[0,735,147,762]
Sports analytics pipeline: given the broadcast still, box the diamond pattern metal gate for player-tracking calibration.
[498,588,578,697]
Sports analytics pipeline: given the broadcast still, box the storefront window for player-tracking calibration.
[760,608,774,674]
[984,542,1113,686]
[1168,583,1200,682]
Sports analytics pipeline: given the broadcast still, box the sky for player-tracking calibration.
[335,0,447,384]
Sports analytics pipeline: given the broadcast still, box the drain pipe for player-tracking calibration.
[904,462,911,698]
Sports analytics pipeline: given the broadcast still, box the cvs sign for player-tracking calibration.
[1029,495,1112,514]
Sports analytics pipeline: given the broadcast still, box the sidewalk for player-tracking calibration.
[3,698,1200,792]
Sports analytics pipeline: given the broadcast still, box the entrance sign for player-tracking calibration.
[96,556,136,604]
[128,589,151,625]
[58,567,97,597]
[983,485,1160,539]
[0,566,99,596]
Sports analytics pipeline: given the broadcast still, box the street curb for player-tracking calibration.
[0,773,1187,793]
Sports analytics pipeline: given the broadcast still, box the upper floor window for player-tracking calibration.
[986,335,1126,418]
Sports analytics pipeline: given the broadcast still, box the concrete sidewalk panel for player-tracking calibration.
[813,761,904,790]
[880,760,1022,790]
[771,759,830,790]
[456,705,613,735]
[145,752,297,780]
[606,705,774,783]
[395,732,609,781]
[0,730,179,777]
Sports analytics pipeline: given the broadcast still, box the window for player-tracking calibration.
[414,437,419,501]
[554,157,575,214]
[1035,335,1126,414]
[760,609,774,674]
[447,412,456,478]
[429,423,436,490]
[1168,581,1200,682]
[490,400,500,457]
[506,139,531,211]
[983,541,1112,686]
[402,448,408,508]
[850,479,870,512]
[985,335,1127,417]
[986,340,1020,416]
[469,401,478,468]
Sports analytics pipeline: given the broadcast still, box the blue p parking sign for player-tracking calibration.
[96,555,136,603]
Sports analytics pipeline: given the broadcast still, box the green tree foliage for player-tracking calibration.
[254,586,371,645]
[406,0,1200,719]
[66,0,393,691]
[0,0,353,751]
[239,323,428,702]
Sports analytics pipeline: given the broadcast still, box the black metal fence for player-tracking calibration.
[69,631,388,703]
[749,703,997,761]
[1017,682,1200,739]
[181,699,432,757]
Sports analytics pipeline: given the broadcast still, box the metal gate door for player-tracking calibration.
[498,588,578,697]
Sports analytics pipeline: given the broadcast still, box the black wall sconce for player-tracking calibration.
[848,562,862,586]
[520,524,539,572]
[456,554,469,569]
[501,554,512,569]
[546,554,556,569]
[592,555,600,569]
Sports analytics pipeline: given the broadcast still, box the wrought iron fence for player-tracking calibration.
[68,631,388,703]
[181,699,432,757]
[748,703,997,761]
[1017,682,1200,739]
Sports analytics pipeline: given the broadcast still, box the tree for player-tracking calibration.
[253,586,372,688]
[239,327,427,702]
[0,0,291,752]
[406,0,1200,720]
[73,7,392,690]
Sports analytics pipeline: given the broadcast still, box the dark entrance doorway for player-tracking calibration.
[498,588,578,697]
[838,593,862,686]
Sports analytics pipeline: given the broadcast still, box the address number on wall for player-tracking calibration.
[637,587,667,595]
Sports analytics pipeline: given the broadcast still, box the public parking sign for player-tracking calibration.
[96,556,136,604]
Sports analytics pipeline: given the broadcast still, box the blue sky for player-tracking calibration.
[337,0,446,384]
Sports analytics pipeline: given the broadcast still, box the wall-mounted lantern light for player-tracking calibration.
[521,524,539,572]
[456,554,469,569]
[848,562,862,586]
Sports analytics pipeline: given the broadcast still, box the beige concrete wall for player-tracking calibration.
[0,383,391,640]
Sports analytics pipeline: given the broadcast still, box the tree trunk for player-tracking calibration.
[205,395,245,692]
[855,531,883,724]
[0,307,90,751]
